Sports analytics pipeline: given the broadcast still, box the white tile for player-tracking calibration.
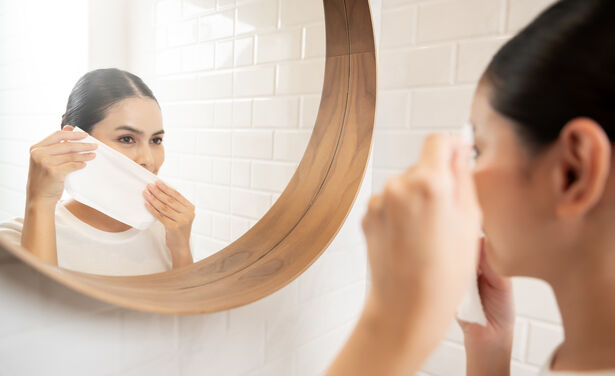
[234,36,254,66]
[156,48,181,75]
[183,0,216,18]
[167,19,198,47]
[212,213,231,240]
[511,361,541,376]
[163,101,214,128]
[421,341,466,375]
[417,0,502,43]
[214,100,233,127]
[118,311,177,371]
[277,60,325,95]
[280,0,324,26]
[199,71,233,99]
[375,90,410,129]
[236,0,278,35]
[294,321,357,376]
[199,10,234,41]
[457,37,508,83]
[231,159,251,187]
[230,216,252,240]
[193,207,213,235]
[232,130,273,159]
[180,155,212,182]
[197,130,232,157]
[196,184,230,212]
[251,161,296,192]
[513,277,562,324]
[215,39,234,69]
[526,322,564,366]
[212,158,231,184]
[379,46,453,89]
[232,99,252,128]
[411,86,474,129]
[256,29,302,63]
[231,189,272,219]
[304,23,325,58]
[234,66,276,97]
[300,95,320,129]
[381,6,416,48]
[253,97,299,128]
[373,130,430,169]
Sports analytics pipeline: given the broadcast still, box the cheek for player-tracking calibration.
[154,146,165,170]
[473,164,534,275]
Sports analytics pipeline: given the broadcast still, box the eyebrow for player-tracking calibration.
[115,125,165,136]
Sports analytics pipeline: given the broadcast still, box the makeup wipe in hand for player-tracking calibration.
[64,127,159,230]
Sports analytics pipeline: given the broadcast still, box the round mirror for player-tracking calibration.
[0,0,376,313]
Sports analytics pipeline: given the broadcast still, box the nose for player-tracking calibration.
[134,143,155,172]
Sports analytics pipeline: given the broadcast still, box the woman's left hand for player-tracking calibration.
[143,180,195,268]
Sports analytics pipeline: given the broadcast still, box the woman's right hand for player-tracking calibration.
[26,125,98,205]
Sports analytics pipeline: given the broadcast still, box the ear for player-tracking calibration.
[553,118,611,218]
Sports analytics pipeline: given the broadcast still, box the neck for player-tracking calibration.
[63,199,132,232]
[549,245,615,371]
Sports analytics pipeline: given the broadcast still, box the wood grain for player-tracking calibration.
[0,0,377,314]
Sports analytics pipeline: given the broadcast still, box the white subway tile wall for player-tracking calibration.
[376,0,561,374]
[142,0,327,258]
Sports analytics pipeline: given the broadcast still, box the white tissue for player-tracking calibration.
[64,127,159,230]
[457,276,488,326]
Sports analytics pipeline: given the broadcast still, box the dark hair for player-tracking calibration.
[61,68,158,133]
[483,0,615,151]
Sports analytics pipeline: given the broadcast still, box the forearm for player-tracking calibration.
[21,199,58,265]
[326,296,437,376]
[171,247,193,269]
[465,340,512,376]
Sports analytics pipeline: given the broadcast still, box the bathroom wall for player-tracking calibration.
[372,0,564,375]
[0,0,569,375]
[0,0,374,375]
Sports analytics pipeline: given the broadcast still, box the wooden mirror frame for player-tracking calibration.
[0,0,376,314]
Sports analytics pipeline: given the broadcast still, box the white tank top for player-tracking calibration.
[0,201,173,276]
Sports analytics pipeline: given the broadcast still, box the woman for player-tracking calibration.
[328,0,615,375]
[0,68,195,276]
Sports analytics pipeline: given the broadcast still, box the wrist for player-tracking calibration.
[26,196,58,211]
[465,338,512,376]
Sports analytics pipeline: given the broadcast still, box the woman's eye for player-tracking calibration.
[119,136,134,144]
[152,137,163,145]
[472,145,481,159]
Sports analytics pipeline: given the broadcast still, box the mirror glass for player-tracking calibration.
[0,0,325,275]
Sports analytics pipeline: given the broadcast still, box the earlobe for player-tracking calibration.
[555,118,611,218]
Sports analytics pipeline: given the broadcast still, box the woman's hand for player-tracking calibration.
[22,125,97,264]
[327,134,483,376]
[143,180,195,268]
[460,238,515,376]
[26,125,97,205]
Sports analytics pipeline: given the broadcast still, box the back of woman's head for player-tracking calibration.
[483,0,615,151]
[61,68,158,133]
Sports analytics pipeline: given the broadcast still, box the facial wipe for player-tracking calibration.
[64,127,159,230]
[456,121,488,326]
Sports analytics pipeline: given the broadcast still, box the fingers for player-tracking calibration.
[31,128,88,150]
[154,180,192,207]
[145,183,184,213]
[44,152,97,166]
[31,141,98,157]
[144,187,180,220]
[144,200,171,225]
[417,134,461,173]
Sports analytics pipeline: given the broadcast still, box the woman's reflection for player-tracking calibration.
[0,68,195,275]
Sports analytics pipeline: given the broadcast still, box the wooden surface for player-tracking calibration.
[0,0,377,314]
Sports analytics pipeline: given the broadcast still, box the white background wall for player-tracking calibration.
[0,0,567,375]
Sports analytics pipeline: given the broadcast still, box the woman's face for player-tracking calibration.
[89,97,165,175]
[470,84,563,278]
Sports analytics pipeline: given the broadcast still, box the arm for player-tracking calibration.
[327,135,483,375]
[20,125,97,264]
[460,239,515,376]
[143,180,195,269]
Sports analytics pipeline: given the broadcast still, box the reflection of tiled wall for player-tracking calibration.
[134,0,326,261]
[373,0,563,375]
[0,1,372,375]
